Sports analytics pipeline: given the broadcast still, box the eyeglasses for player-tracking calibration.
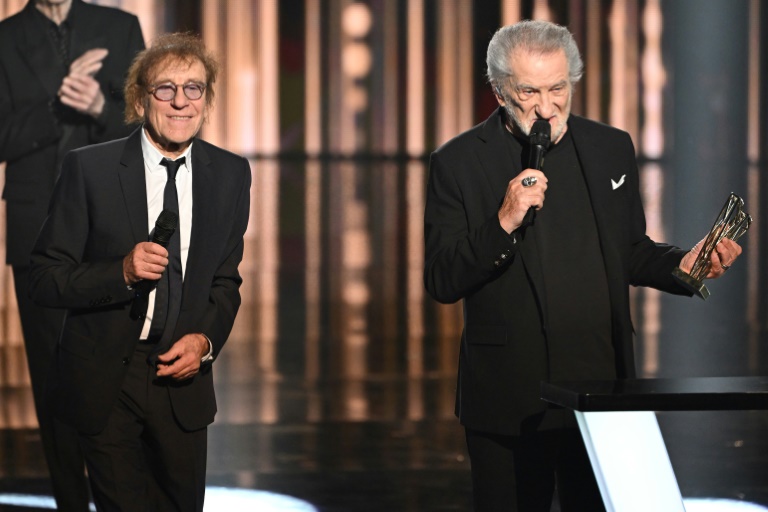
[148,82,206,101]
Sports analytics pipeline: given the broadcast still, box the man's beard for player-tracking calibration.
[500,95,570,142]
[502,103,530,136]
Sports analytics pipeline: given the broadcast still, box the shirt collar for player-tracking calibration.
[140,126,193,173]
[31,0,75,29]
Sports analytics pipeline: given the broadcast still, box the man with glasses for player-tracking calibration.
[28,32,250,512]
[0,1,144,510]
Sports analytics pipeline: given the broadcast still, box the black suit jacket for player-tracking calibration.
[424,108,690,435]
[0,0,144,265]
[29,129,251,435]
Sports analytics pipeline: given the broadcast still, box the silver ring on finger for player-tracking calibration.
[522,176,537,188]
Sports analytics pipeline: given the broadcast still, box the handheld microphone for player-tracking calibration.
[528,119,551,170]
[521,120,551,227]
[129,210,178,320]
[150,209,177,248]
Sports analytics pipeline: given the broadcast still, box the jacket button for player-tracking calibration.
[122,358,130,365]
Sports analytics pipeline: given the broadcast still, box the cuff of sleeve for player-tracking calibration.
[489,223,518,269]
[46,99,64,133]
[200,334,214,364]
[91,100,110,131]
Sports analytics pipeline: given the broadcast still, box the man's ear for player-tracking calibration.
[493,85,506,107]
[135,99,145,119]
[202,102,212,124]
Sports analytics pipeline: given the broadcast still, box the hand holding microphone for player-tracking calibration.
[498,119,551,233]
[127,210,178,320]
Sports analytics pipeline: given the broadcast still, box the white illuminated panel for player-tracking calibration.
[577,410,686,512]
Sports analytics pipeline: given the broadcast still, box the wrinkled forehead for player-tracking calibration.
[508,49,569,83]
[147,56,206,84]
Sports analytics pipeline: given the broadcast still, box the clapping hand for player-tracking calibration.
[58,48,109,118]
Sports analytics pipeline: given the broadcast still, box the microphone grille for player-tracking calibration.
[153,210,178,246]
[530,119,551,146]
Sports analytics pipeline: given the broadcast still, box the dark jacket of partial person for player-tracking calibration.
[0,0,144,265]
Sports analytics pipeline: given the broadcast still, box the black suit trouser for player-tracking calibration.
[78,341,207,512]
[13,265,91,512]
[465,423,606,512]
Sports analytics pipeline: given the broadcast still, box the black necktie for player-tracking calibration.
[148,157,185,349]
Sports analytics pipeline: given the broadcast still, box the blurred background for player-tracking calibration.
[1,0,768,510]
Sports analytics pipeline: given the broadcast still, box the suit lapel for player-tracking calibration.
[17,3,65,98]
[183,140,216,297]
[473,109,520,198]
[570,118,611,218]
[569,117,624,306]
[118,129,150,244]
[475,109,548,321]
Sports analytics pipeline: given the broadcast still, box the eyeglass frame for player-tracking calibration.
[147,81,207,102]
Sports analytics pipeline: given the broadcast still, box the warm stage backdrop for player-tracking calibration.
[2,0,768,427]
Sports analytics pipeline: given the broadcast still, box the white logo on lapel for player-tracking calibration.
[611,174,626,190]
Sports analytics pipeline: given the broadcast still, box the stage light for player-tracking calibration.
[0,487,319,511]
[684,499,768,511]
[341,3,372,38]
[342,42,372,78]
[205,487,318,511]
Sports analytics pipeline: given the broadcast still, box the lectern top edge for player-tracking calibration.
[541,376,768,412]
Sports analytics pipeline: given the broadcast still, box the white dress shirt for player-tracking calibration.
[138,127,194,339]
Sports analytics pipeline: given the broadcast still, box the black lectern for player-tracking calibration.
[541,377,768,512]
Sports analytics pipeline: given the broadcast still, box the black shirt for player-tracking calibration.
[31,5,72,71]
[508,126,616,382]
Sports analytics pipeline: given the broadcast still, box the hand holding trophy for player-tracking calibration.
[672,192,751,300]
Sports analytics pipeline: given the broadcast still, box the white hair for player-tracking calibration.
[486,20,583,91]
